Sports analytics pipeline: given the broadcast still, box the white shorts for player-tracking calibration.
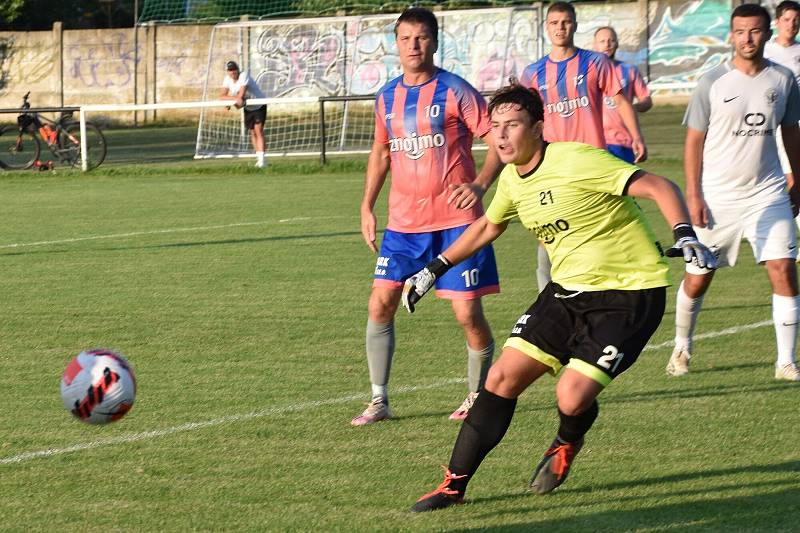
[777,125,793,176]
[686,197,797,275]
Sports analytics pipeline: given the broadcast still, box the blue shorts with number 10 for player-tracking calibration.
[373,224,500,300]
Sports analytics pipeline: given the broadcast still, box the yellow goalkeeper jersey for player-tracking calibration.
[485,142,670,291]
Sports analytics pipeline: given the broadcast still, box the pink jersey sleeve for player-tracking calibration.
[597,55,622,97]
[456,86,491,138]
[374,93,389,144]
[631,67,650,102]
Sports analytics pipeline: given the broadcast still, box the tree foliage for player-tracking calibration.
[0,0,137,31]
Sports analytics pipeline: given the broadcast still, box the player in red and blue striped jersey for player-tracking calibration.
[594,26,653,164]
[353,7,504,427]
[521,2,649,294]
[520,2,646,158]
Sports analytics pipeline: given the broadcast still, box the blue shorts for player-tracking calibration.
[373,225,500,299]
[607,144,635,164]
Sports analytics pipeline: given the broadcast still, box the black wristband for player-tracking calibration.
[425,254,452,278]
[672,223,697,241]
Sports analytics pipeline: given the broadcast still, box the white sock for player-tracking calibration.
[256,151,265,165]
[536,244,551,294]
[371,384,388,400]
[772,294,798,367]
[674,281,704,353]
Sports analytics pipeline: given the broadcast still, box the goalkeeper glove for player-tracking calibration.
[665,223,717,269]
[401,255,452,313]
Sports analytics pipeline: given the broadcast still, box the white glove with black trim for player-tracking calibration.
[665,223,717,269]
[401,255,452,313]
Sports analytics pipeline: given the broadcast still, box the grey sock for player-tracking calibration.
[366,320,395,391]
[467,340,494,392]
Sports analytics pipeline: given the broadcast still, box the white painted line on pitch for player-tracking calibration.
[643,320,773,351]
[0,319,774,466]
[0,377,464,465]
[0,216,350,249]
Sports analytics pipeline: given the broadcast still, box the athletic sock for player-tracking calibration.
[447,389,516,494]
[556,401,599,444]
[536,245,551,294]
[772,294,798,367]
[366,320,395,399]
[674,280,704,352]
[467,340,494,392]
[256,151,265,165]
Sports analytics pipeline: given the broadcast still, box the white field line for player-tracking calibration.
[0,319,774,466]
[0,217,338,250]
[0,378,464,465]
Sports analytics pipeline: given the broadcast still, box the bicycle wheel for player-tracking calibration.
[0,126,40,170]
[60,122,107,170]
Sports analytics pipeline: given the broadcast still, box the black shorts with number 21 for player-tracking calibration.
[505,283,666,386]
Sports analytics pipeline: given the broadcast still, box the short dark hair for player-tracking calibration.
[776,0,800,18]
[731,3,771,29]
[394,7,438,40]
[546,1,576,21]
[488,84,545,124]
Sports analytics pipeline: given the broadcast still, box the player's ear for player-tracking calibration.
[533,120,544,138]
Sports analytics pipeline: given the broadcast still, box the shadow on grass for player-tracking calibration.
[449,460,800,532]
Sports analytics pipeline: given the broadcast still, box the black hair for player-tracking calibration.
[488,84,545,124]
[776,0,800,19]
[394,7,438,40]
[731,3,771,29]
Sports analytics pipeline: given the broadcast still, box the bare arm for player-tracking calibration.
[634,95,653,113]
[684,127,708,227]
[360,140,391,253]
[625,171,691,228]
[613,92,647,163]
[782,124,800,214]
[447,131,505,209]
[441,215,508,265]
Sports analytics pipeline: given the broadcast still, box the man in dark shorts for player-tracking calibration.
[402,84,716,511]
[220,60,267,168]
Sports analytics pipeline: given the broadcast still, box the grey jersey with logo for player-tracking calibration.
[683,60,800,205]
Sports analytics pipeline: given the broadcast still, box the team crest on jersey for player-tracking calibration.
[389,132,445,160]
[764,88,779,105]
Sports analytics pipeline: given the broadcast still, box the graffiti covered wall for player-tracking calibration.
[0,0,739,120]
[647,0,731,90]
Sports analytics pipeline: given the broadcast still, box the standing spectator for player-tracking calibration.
[219,61,267,168]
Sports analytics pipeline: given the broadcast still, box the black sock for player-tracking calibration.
[447,389,517,494]
[557,400,599,444]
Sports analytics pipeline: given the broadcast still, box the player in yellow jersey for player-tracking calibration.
[403,84,716,512]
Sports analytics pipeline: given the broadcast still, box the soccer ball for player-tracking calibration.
[60,349,136,424]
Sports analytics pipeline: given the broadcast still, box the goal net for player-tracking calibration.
[194,96,376,160]
[196,9,539,159]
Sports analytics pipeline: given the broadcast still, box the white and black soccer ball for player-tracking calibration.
[60,349,136,424]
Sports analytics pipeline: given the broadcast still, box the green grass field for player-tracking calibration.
[0,106,798,531]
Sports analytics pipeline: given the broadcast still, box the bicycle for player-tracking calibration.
[0,92,107,171]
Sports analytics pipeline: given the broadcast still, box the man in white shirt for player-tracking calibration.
[219,61,267,168]
[765,1,800,209]
[667,3,800,381]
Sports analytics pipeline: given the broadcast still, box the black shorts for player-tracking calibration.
[244,105,266,130]
[504,283,666,386]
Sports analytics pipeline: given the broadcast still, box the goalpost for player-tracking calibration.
[195,18,380,161]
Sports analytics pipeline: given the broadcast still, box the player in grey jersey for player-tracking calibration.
[666,3,800,381]
[764,1,800,212]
